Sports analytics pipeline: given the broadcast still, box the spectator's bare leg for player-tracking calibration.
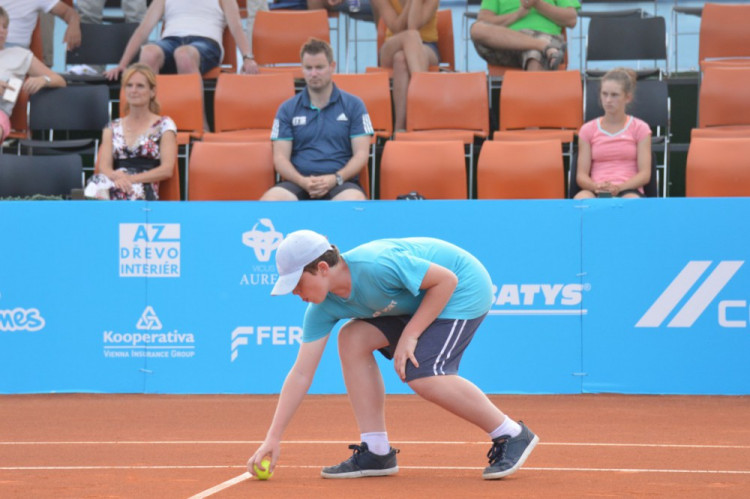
[173,45,202,74]
[470,22,546,53]
[138,44,166,73]
[399,30,433,74]
[381,30,437,131]
[391,51,409,131]
[526,58,544,71]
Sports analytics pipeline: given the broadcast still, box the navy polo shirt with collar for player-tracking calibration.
[271,84,374,177]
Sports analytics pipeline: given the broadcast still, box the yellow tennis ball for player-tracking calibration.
[253,458,273,480]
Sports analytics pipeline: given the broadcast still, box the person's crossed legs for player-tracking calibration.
[380,30,438,130]
[471,22,564,71]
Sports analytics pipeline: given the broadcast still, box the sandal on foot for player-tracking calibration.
[543,41,566,70]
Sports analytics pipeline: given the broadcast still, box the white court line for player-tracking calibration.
[187,472,249,499]
[0,465,241,471]
[2,464,750,475]
[2,440,749,450]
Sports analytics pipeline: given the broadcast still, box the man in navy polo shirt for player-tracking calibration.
[261,38,373,201]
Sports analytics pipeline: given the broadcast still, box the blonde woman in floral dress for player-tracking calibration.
[85,63,177,200]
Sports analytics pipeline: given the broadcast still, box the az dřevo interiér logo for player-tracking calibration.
[636,260,745,328]
[119,224,180,277]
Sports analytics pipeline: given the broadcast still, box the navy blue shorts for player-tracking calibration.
[363,314,486,382]
[150,36,222,74]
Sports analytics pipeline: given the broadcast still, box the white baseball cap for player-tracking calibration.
[271,230,333,296]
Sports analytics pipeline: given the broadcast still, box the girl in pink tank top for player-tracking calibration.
[574,67,652,198]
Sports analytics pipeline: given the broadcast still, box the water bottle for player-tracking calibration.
[347,0,361,13]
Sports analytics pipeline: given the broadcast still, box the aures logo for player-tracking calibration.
[636,260,745,328]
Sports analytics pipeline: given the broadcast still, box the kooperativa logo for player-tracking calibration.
[103,306,195,359]
[636,260,745,328]
[119,223,180,278]
[136,306,162,330]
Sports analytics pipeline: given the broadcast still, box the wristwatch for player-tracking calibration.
[335,173,343,186]
[242,53,254,61]
[42,75,51,86]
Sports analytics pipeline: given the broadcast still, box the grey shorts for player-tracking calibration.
[363,314,486,382]
[274,180,364,200]
[473,27,562,68]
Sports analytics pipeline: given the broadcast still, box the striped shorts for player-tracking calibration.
[364,314,487,382]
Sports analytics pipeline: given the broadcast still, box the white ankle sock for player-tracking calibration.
[361,431,390,455]
[489,417,522,440]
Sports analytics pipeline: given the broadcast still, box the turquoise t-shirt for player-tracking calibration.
[301,238,494,342]
[478,0,581,35]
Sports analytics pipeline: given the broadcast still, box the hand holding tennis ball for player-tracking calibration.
[253,458,273,480]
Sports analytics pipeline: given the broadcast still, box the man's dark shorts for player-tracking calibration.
[274,180,365,200]
[362,314,487,382]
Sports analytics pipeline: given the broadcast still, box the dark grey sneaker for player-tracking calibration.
[482,421,539,480]
[320,442,399,479]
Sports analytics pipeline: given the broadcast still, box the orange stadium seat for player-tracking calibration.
[494,70,582,144]
[252,10,330,78]
[188,141,276,200]
[695,66,750,136]
[698,3,750,69]
[203,72,295,142]
[379,140,467,200]
[393,71,489,197]
[476,139,565,199]
[685,137,750,197]
[395,71,488,142]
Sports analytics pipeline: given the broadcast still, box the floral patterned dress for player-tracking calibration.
[84,116,177,200]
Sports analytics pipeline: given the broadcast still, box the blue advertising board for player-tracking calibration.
[1,198,748,395]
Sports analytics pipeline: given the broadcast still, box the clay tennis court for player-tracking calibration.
[2,393,749,498]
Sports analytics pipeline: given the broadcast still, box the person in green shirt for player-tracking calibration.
[470,0,579,70]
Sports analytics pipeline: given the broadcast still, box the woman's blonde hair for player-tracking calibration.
[122,63,160,115]
[601,67,638,97]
